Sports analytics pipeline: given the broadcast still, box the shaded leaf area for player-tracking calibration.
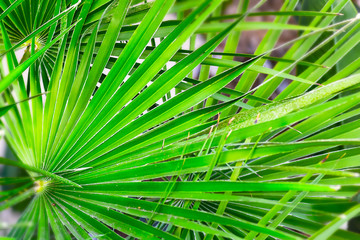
[1,0,360,239]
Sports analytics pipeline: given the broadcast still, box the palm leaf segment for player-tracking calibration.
[1,0,360,239]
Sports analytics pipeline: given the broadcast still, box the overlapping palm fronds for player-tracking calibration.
[0,0,360,239]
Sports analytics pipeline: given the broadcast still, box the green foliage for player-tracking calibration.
[0,0,360,239]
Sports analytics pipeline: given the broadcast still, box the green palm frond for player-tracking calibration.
[1,0,360,239]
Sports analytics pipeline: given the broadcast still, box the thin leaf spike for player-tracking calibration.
[221,73,360,134]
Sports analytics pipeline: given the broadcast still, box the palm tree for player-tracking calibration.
[1,0,360,239]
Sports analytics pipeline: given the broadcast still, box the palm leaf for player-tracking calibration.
[1,0,360,239]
